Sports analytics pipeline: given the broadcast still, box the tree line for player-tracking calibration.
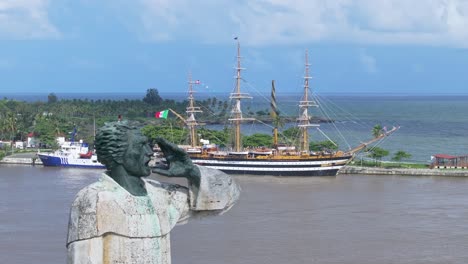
[0,89,229,148]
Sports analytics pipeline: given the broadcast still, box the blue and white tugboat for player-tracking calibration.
[38,140,105,169]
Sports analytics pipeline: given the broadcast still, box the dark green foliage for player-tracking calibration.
[392,150,412,161]
[143,88,163,105]
[1,99,38,141]
[366,147,390,166]
[197,127,229,147]
[279,127,300,146]
[48,93,58,104]
[243,133,272,147]
[309,140,338,151]
[33,115,70,149]
[0,91,255,152]
[367,147,389,159]
[141,125,188,145]
[282,127,300,139]
[372,124,383,138]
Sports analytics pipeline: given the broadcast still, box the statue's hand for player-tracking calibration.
[152,137,201,187]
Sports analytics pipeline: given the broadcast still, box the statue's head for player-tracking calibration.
[95,121,153,178]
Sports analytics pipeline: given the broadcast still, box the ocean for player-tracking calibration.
[307,95,468,163]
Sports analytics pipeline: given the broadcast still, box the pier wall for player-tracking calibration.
[1,156,43,165]
[340,166,468,177]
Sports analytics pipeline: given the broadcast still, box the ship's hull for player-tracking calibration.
[190,155,352,176]
[38,154,105,169]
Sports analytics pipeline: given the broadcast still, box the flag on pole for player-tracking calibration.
[155,110,169,119]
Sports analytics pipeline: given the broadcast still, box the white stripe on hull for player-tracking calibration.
[192,158,350,166]
[199,165,345,172]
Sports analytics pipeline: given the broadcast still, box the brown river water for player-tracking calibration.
[1,165,467,264]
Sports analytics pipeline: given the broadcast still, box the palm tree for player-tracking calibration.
[372,124,383,138]
[367,147,389,166]
[4,111,17,141]
[392,150,412,162]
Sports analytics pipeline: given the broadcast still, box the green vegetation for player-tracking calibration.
[310,140,338,152]
[0,147,6,160]
[392,150,412,162]
[372,124,383,138]
[197,127,229,147]
[48,93,58,103]
[142,88,163,105]
[350,147,426,168]
[281,127,299,139]
[141,124,188,145]
[366,147,390,163]
[0,89,232,147]
[349,159,427,169]
[243,133,272,147]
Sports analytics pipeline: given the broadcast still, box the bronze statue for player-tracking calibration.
[67,121,239,264]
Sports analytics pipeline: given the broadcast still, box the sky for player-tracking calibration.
[1,0,468,97]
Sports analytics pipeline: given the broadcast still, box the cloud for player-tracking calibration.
[0,0,60,39]
[130,0,468,47]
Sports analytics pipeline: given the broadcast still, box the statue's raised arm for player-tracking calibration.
[152,137,201,188]
[152,136,240,212]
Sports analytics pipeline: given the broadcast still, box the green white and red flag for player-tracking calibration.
[155,109,169,119]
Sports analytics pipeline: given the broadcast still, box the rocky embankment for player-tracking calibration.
[340,166,468,177]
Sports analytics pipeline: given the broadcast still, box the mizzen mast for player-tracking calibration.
[229,40,254,153]
[297,50,319,153]
[186,72,202,147]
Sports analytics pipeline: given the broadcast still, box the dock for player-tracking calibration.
[0,152,43,165]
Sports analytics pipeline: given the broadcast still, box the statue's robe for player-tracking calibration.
[67,166,240,264]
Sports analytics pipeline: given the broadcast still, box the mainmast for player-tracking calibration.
[297,50,319,153]
[229,40,254,152]
[271,80,279,148]
[186,72,202,147]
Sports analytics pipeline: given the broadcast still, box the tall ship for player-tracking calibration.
[169,41,397,176]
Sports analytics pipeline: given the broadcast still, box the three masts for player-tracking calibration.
[185,41,341,159]
[170,41,396,176]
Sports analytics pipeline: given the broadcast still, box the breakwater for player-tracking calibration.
[340,166,468,177]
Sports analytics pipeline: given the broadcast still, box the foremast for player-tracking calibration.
[297,50,319,153]
[186,72,202,147]
[229,40,254,153]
